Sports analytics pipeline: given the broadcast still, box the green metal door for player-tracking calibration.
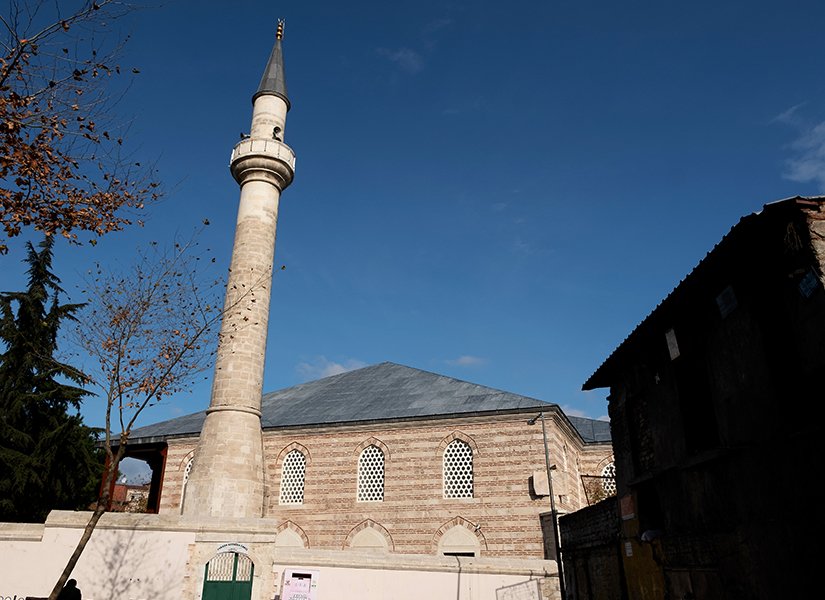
[202,552,254,600]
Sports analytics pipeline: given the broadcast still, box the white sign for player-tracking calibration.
[665,328,680,360]
[217,542,249,555]
[282,568,319,600]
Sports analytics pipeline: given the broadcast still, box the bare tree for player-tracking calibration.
[47,229,228,600]
[0,0,162,254]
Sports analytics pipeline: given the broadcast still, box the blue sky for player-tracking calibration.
[4,0,825,445]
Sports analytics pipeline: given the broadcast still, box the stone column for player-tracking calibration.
[182,90,294,518]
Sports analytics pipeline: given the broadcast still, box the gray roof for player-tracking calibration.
[253,37,289,109]
[566,416,612,443]
[128,362,611,445]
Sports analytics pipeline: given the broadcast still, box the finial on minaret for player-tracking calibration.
[253,21,290,109]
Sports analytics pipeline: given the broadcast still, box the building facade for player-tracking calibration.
[564,196,825,600]
[130,362,614,561]
[1,363,613,600]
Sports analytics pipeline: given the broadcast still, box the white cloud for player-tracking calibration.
[423,18,452,37]
[783,121,825,191]
[377,47,424,72]
[774,104,825,191]
[561,404,589,418]
[296,356,367,381]
[512,237,531,254]
[560,406,610,422]
[771,103,806,125]
[119,457,152,484]
[445,355,489,368]
[422,18,452,50]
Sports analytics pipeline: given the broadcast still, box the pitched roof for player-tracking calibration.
[252,37,289,109]
[128,362,610,445]
[566,416,612,443]
[583,195,825,390]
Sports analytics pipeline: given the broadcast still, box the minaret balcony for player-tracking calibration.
[230,138,296,190]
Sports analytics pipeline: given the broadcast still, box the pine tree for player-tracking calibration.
[0,237,102,522]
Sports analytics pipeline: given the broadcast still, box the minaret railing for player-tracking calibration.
[230,138,296,170]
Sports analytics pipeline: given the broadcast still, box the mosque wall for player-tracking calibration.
[155,412,612,560]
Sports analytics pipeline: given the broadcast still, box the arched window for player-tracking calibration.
[357,445,384,502]
[279,450,307,505]
[443,440,473,498]
[180,457,194,514]
[601,462,617,496]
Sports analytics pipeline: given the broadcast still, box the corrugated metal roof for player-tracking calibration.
[128,362,611,444]
[582,195,825,390]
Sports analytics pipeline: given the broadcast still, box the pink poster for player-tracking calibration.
[282,568,319,600]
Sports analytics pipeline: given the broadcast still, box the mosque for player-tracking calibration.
[0,26,612,600]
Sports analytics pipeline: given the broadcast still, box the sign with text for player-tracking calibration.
[281,568,319,600]
[217,542,249,555]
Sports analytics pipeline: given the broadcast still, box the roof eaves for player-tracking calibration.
[582,196,816,390]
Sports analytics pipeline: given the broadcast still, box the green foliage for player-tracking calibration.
[0,237,103,522]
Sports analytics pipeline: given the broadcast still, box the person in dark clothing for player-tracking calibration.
[57,579,81,600]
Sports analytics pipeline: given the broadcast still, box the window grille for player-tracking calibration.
[205,553,253,582]
[601,462,617,496]
[183,459,193,484]
[235,554,253,581]
[180,458,193,512]
[444,440,473,498]
[279,450,307,505]
[357,445,385,502]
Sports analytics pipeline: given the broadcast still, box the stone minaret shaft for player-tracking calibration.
[183,26,294,518]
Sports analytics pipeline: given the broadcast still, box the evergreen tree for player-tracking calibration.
[0,237,102,522]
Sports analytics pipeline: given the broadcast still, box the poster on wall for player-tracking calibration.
[281,568,319,600]
[620,494,635,520]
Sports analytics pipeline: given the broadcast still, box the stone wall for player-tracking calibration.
[559,498,625,600]
[559,497,618,551]
[0,511,563,600]
[157,413,612,559]
[802,197,825,277]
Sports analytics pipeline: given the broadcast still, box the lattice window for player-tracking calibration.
[235,554,253,582]
[205,553,253,582]
[601,462,617,496]
[443,440,473,498]
[206,553,233,581]
[357,445,385,502]
[180,458,193,512]
[279,450,307,505]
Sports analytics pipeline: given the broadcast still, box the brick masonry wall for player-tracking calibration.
[559,497,619,550]
[158,413,612,559]
[803,199,825,278]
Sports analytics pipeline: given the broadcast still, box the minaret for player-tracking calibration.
[183,22,295,518]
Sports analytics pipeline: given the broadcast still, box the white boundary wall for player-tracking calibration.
[0,512,559,600]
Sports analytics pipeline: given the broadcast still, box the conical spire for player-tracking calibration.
[253,20,290,110]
